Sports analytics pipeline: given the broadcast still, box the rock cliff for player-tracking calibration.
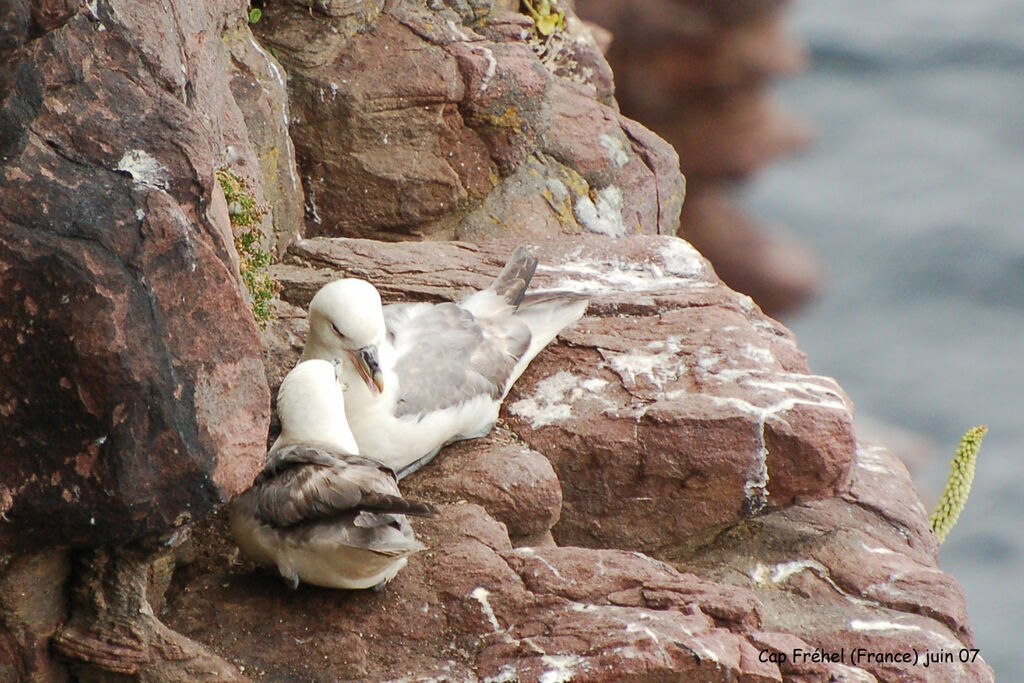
[161,235,985,681]
[0,0,991,681]
[576,0,823,317]
[1,0,283,678]
[251,0,683,242]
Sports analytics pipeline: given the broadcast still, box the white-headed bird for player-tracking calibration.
[229,359,436,590]
[301,247,588,477]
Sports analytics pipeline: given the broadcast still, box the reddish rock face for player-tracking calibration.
[0,3,274,550]
[498,235,852,554]
[576,0,822,317]
[166,447,992,681]
[221,19,305,254]
[234,234,990,680]
[168,503,793,681]
[272,234,853,555]
[253,1,684,240]
[404,426,564,547]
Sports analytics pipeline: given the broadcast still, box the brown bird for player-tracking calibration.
[229,360,436,590]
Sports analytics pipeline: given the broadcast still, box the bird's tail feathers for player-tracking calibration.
[367,538,428,557]
[503,292,589,394]
[355,494,439,520]
[462,247,541,317]
[518,290,589,309]
[479,246,539,308]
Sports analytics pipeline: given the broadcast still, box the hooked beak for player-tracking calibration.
[348,345,384,395]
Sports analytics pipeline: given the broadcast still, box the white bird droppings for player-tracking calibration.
[470,587,502,633]
[598,134,629,168]
[574,186,625,237]
[539,655,586,683]
[849,619,922,633]
[115,150,168,189]
[508,371,612,428]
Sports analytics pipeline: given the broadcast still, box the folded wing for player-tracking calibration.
[386,302,530,419]
[254,444,437,528]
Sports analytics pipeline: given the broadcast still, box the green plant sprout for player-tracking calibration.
[929,425,987,544]
[522,0,565,37]
[215,168,278,328]
[248,5,262,24]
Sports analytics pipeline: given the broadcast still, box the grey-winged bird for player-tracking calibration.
[300,247,588,478]
[229,359,436,590]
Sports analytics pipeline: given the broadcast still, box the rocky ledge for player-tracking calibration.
[162,235,992,681]
[0,0,991,680]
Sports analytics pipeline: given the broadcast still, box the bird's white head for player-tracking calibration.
[304,278,386,395]
[275,359,360,455]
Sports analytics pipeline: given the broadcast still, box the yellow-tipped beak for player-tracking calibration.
[349,346,384,395]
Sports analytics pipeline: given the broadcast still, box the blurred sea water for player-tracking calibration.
[743,0,1024,675]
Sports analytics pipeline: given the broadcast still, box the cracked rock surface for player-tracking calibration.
[0,1,992,680]
[0,0,278,554]
[163,235,992,681]
[0,0,290,677]
[253,0,684,240]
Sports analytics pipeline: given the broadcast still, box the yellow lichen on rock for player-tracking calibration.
[522,0,566,37]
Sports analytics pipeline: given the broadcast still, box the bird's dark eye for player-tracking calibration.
[330,322,345,338]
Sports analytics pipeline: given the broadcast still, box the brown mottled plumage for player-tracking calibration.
[251,445,436,528]
[229,360,437,590]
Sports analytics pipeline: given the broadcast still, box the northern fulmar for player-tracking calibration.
[299,247,588,477]
[229,359,437,590]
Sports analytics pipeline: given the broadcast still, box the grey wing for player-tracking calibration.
[385,302,531,418]
[289,512,425,556]
[264,444,396,479]
[255,445,435,527]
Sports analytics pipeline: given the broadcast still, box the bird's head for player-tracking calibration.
[305,278,386,395]
[276,359,359,455]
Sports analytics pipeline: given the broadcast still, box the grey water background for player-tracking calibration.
[743,0,1024,675]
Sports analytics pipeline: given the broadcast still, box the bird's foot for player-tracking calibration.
[395,446,443,480]
[278,565,301,590]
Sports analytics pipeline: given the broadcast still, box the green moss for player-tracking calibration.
[216,168,279,328]
[216,168,262,227]
[929,425,987,544]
